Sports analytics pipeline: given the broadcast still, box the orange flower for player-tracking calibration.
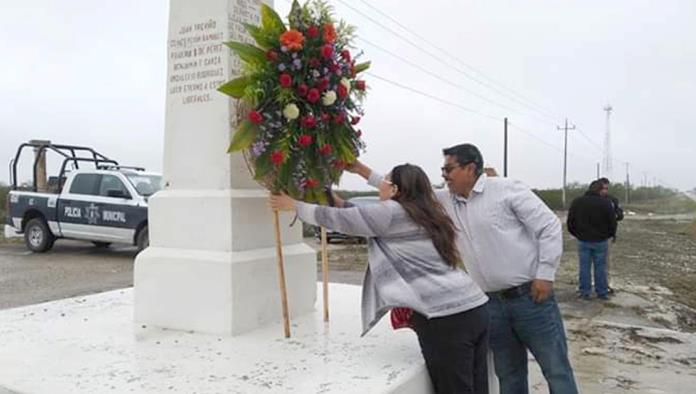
[323,23,337,43]
[280,29,305,51]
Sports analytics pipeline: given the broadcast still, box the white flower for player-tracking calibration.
[340,78,351,95]
[322,90,337,106]
[283,103,300,120]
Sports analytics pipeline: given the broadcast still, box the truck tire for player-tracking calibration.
[92,241,112,248]
[24,218,55,253]
[136,225,149,252]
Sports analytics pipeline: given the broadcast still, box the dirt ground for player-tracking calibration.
[557,214,696,332]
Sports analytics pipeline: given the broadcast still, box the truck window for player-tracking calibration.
[69,174,100,195]
[99,175,130,197]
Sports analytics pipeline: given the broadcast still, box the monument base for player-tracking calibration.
[134,244,317,336]
[0,284,433,394]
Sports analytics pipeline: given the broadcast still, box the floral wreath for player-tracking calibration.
[219,0,370,204]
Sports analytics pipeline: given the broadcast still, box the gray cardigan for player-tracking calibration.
[296,199,488,336]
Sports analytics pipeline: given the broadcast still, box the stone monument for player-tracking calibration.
[134,0,317,336]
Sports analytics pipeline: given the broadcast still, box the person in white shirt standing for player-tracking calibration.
[350,143,578,394]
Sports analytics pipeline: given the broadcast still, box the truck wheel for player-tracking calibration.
[136,225,149,252]
[24,218,55,253]
[92,241,112,248]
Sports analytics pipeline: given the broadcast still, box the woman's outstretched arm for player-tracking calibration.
[269,193,393,237]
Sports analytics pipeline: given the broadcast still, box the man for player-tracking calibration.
[597,177,624,294]
[597,177,624,222]
[567,180,617,300]
[350,143,578,393]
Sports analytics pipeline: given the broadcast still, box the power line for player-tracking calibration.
[368,72,600,166]
[509,122,597,165]
[332,0,563,124]
[358,37,523,115]
[343,0,563,123]
[574,126,603,150]
[365,72,501,121]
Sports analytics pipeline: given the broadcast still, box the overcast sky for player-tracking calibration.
[2,0,694,191]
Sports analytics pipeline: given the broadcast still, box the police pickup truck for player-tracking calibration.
[5,142,161,253]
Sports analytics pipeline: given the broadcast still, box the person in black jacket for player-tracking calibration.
[598,177,624,222]
[598,177,623,294]
[567,180,617,300]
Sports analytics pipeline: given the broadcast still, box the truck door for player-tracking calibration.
[94,174,139,243]
[57,173,102,240]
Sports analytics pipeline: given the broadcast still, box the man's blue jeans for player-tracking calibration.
[577,240,609,297]
[488,289,578,394]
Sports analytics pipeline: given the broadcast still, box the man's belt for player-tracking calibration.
[486,282,532,300]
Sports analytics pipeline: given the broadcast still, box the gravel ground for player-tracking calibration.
[0,239,136,310]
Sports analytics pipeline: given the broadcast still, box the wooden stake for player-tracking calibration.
[321,226,329,322]
[272,209,291,338]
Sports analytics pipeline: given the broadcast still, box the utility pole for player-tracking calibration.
[596,163,600,179]
[557,118,576,209]
[624,162,630,203]
[603,104,613,178]
[503,117,508,177]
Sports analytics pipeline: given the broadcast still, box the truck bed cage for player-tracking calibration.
[10,142,119,192]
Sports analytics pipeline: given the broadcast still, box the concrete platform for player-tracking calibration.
[0,283,432,394]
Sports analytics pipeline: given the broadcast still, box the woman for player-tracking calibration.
[270,164,489,393]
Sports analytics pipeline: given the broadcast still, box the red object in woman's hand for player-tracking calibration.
[390,307,413,330]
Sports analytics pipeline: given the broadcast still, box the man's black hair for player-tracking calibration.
[442,143,484,177]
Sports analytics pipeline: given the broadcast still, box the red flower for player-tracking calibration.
[321,44,333,59]
[337,84,348,98]
[305,178,319,189]
[306,25,319,39]
[340,50,351,62]
[333,112,346,124]
[266,50,279,62]
[323,23,337,43]
[351,116,361,125]
[279,73,293,88]
[298,134,313,147]
[306,88,320,103]
[270,150,285,166]
[320,112,330,123]
[317,78,329,91]
[356,129,363,138]
[301,116,317,129]
[248,111,263,124]
[355,80,366,90]
[329,62,340,72]
[319,144,333,155]
[309,58,321,68]
[297,84,308,97]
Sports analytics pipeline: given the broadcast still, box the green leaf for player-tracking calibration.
[227,120,258,153]
[261,3,286,36]
[354,61,371,74]
[224,41,266,65]
[217,76,249,98]
[243,23,274,49]
[288,0,302,26]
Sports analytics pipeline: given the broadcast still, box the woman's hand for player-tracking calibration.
[346,160,372,180]
[269,193,297,212]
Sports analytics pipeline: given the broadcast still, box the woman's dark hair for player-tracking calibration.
[390,164,462,268]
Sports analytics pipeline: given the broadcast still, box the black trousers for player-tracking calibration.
[411,304,489,394]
